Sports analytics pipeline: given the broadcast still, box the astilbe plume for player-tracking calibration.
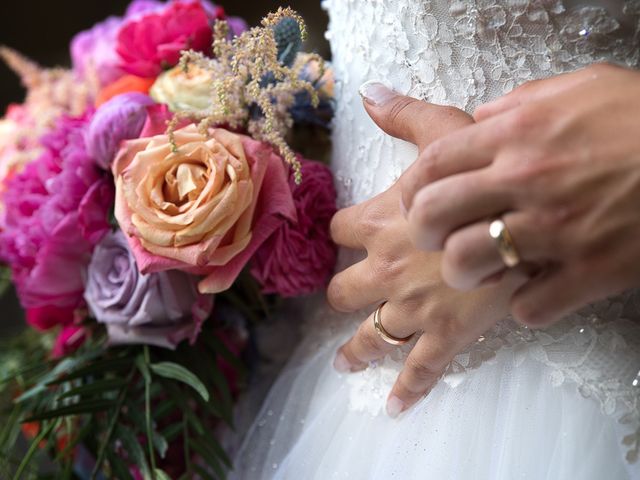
[166,7,324,184]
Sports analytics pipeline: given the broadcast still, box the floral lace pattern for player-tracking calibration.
[323,0,640,462]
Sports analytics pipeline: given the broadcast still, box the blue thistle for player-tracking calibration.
[272,17,302,67]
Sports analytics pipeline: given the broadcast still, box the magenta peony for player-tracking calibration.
[116,0,222,78]
[0,113,112,313]
[251,158,338,297]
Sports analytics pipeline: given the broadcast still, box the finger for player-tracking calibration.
[407,169,513,251]
[327,260,385,313]
[510,264,604,328]
[330,202,367,249]
[400,120,499,211]
[441,212,556,291]
[333,302,416,373]
[386,333,456,417]
[474,68,596,121]
[359,81,473,150]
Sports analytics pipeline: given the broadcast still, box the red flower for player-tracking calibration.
[26,305,75,330]
[116,1,220,78]
[251,158,338,297]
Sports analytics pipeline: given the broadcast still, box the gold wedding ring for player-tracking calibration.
[373,302,414,346]
[489,218,521,268]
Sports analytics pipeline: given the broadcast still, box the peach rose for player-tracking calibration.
[112,124,296,293]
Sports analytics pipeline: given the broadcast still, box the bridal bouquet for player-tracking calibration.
[0,2,336,479]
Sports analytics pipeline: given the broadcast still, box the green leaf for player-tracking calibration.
[135,354,151,383]
[161,382,205,435]
[202,335,244,372]
[56,378,127,400]
[106,448,135,480]
[150,362,209,402]
[47,357,133,386]
[160,422,183,443]
[152,398,175,421]
[21,399,115,423]
[154,469,172,480]
[127,402,169,460]
[12,419,58,480]
[188,438,225,479]
[55,418,94,462]
[115,424,151,479]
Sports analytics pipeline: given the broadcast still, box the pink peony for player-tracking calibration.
[116,0,223,78]
[0,113,112,314]
[251,158,338,297]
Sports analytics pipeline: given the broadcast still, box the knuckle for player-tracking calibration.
[504,106,538,136]
[329,213,344,242]
[326,275,350,311]
[358,324,385,356]
[443,235,474,274]
[388,97,418,128]
[357,203,385,239]
[417,143,443,183]
[405,355,441,385]
[501,157,553,192]
[510,297,550,327]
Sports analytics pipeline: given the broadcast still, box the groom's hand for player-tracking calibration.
[329,85,526,417]
[398,64,640,327]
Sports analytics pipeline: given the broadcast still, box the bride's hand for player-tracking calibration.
[329,86,527,417]
[400,64,640,326]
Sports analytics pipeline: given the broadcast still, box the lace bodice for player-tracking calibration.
[323,0,640,464]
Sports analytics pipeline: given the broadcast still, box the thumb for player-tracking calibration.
[359,80,473,150]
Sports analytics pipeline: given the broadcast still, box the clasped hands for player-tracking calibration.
[330,63,640,417]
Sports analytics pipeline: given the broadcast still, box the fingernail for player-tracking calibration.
[333,352,352,373]
[386,395,405,419]
[359,80,397,107]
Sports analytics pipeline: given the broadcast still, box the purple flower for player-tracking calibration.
[71,1,163,86]
[0,113,112,310]
[85,231,213,349]
[86,93,154,169]
[71,16,125,87]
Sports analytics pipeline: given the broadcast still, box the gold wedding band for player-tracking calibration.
[373,302,414,346]
[489,218,521,268]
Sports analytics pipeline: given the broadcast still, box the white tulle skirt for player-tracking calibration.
[232,310,638,480]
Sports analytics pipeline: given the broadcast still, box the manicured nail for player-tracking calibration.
[333,351,352,373]
[359,80,397,107]
[386,395,405,418]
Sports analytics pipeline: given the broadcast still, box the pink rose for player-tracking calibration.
[116,0,221,78]
[112,125,296,294]
[251,158,337,297]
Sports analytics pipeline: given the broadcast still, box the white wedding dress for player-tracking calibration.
[232,1,640,478]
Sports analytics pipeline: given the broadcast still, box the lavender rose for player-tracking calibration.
[85,230,212,349]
